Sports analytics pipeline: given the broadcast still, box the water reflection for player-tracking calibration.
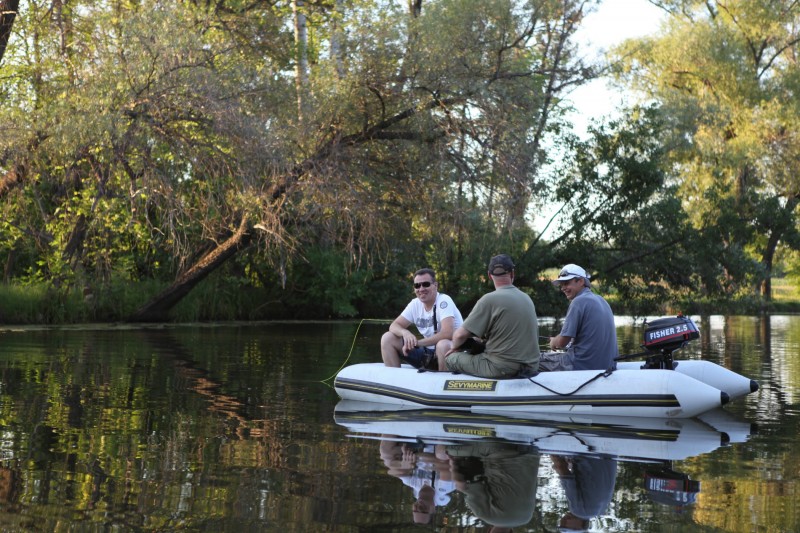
[550,454,616,531]
[643,464,700,510]
[0,323,351,530]
[334,402,749,462]
[336,401,755,530]
[379,434,543,531]
[379,438,455,525]
[0,317,798,531]
[445,441,539,531]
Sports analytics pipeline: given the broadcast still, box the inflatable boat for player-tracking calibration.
[334,401,754,462]
[334,316,759,419]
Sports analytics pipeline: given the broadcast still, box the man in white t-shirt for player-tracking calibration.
[381,268,464,370]
[379,438,456,526]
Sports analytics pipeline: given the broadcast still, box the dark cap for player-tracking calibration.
[488,254,515,276]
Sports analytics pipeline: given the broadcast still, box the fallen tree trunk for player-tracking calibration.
[128,95,459,322]
[128,216,252,322]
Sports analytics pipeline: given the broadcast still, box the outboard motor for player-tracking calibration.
[641,315,700,370]
[644,466,701,509]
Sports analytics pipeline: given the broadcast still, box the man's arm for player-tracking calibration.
[418,316,455,347]
[550,334,572,350]
[388,316,419,354]
[448,326,474,354]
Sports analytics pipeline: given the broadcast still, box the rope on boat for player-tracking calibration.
[525,368,615,396]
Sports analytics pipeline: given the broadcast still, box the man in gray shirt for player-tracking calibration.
[540,264,618,371]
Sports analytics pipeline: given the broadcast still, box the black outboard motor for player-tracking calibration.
[644,465,701,508]
[641,315,700,370]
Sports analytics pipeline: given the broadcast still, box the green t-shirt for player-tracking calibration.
[462,285,540,367]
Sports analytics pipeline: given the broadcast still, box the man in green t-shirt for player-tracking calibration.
[443,254,540,378]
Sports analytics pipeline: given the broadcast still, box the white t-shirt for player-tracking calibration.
[400,461,456,506]
[401,293,463,338]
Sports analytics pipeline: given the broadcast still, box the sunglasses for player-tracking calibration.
[413,281,433,289]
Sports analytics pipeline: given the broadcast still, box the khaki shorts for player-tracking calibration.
[538,351,574,371]
[445,352,522,378]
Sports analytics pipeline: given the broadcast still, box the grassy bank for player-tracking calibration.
[1,277,799,325]
[0,278,273,324]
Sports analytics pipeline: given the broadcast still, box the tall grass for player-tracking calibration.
[2,275,799,325]
[772,277,800,302]
[0,279,170,324]
[0,284,85,324]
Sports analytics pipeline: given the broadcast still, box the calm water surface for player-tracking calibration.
[0,316,797,532]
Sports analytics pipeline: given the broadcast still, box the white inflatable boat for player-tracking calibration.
[334,316,759,419]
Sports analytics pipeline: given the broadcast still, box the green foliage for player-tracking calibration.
[548,106,706,299]
[171,273,269,322]
[611,0,800,300]
[0,283,86,324]
[286,247,370,318]
[2,0,799,322]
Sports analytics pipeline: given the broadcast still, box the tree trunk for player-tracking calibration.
[130,85,468,322]
[3,246,14,283]
[759,196,799,302]
[0,161,24,198]
[128,216,252,322]
[0,0,19,66]
[292,0,308,123]
[330,0,345,80]
[759,230,777,302]
[0,135,45,199]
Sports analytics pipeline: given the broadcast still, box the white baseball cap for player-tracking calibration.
[552,264,590,286]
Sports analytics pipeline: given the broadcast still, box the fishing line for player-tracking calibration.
[321,318,387,384]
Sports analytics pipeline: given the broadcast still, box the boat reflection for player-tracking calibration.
[336,401,755,530]
[335,401,754,462]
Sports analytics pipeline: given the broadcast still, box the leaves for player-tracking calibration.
[611,0,800,299]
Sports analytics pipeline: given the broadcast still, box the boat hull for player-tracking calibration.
[334,362,736,418]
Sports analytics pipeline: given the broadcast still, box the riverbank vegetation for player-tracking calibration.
[1,1,799,324]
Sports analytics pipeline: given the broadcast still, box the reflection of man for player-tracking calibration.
[379,437,455,525]
[446,440,540,529]
[551,454,618,531]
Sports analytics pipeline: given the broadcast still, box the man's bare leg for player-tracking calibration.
[381,331,404,367]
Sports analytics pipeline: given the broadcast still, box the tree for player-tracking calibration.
[536,105,707,313]
[612,0,800,301]
[0,0,597,320]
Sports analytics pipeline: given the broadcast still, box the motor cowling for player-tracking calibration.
[643,315,700,354]
[638,315,700,370]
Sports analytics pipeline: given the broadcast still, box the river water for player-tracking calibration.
[0,315,796,532]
